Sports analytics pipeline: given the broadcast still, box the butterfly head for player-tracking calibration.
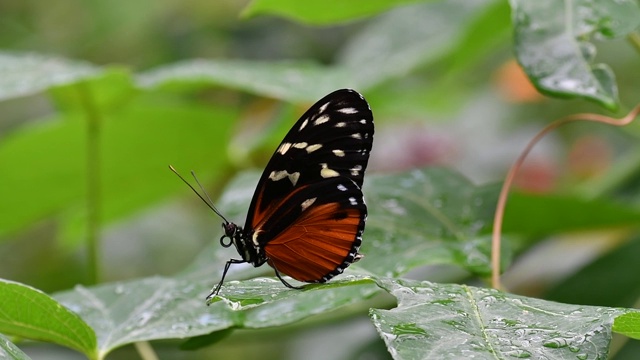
[219,221,240,247]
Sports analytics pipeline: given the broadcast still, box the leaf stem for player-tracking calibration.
[134,342,159,360]
[627,31,640,54]
[77,82,101,285]
[491,105,640,290]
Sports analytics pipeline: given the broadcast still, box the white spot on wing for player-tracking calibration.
[349,197,358,205]
[320,163,340,178]
[288,172,300,186]
[337,107,358,114]
[278,142,292,155]
[299,118,309,131]
[306,144,323,153]
[269,170,288,181]
[292,142,308,149]
[333,149,345,157]
[301,197,317,211]
[314,115,330,126]
[335,122,346,128]
[337,184,347,191]
[359,119,367,124]
[269,170,300,186]
[350,165,362,176]
[318,102,330,114]
[351,133,362,139]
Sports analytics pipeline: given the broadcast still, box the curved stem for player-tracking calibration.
[491,105,640,290]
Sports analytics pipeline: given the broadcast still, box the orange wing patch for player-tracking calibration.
[264,202,362,282]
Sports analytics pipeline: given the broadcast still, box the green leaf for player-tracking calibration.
[241,0,429,25]
[509,0,640,110]
[50,166,500,357]
[0,334,32,360]
[0,52,101,101]
[137,59,353,103]
[613,312,640,340]
[361,168,500,277]
[54,275,379,356]
[545,235,640,308]
[0,279,97,359]
[371,278,626,359]
[503,192,640,237]
[337,0,493,90]
[0,81,236,241]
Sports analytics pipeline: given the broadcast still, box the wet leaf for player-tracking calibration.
[0,334,32,360]
[371,278,627,359]
[361,168,500,278]
[0,52,101,101]
[51,167,498,357]
[510,0,640,110]
[54,275,378,355]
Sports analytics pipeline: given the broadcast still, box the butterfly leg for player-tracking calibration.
[272,264,303,290]
[206,258,246,302]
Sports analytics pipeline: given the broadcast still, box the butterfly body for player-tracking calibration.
[210,89,374,299]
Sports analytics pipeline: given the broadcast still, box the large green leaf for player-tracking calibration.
[0,52,101,101]
[52,167,499,356]
[337,0,494,90]
[613,312,640,340]
[371,278,628,359]
[0,279,97,359]
[509,0,640,110]
[137,59,353,103]
[0,75,236,241]
[241,0,429,25]
[361,168,500,278]
[503,192,640,237]
[54,275,379,356]
[0,334,31,360]
[545,235,640,309]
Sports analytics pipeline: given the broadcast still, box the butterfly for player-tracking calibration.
[172,89,374,301]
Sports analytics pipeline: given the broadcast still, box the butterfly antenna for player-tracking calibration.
[168,165,230,224]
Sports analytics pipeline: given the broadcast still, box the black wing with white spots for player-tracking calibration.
[245,89,374,228]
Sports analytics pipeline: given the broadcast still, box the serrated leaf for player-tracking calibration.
[0,52,101,101]
[0,279,97,359]
[0,334,32,360]
[613,312,640,340]
[371,278,626,359]
[241,0,428,25]
[509,0,640,110]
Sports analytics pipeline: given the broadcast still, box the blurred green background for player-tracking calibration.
[1,0,640,358]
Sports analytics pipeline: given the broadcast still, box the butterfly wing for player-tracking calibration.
[246,89,374,227]
[253,177,366,282]
[245,89,373,282]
